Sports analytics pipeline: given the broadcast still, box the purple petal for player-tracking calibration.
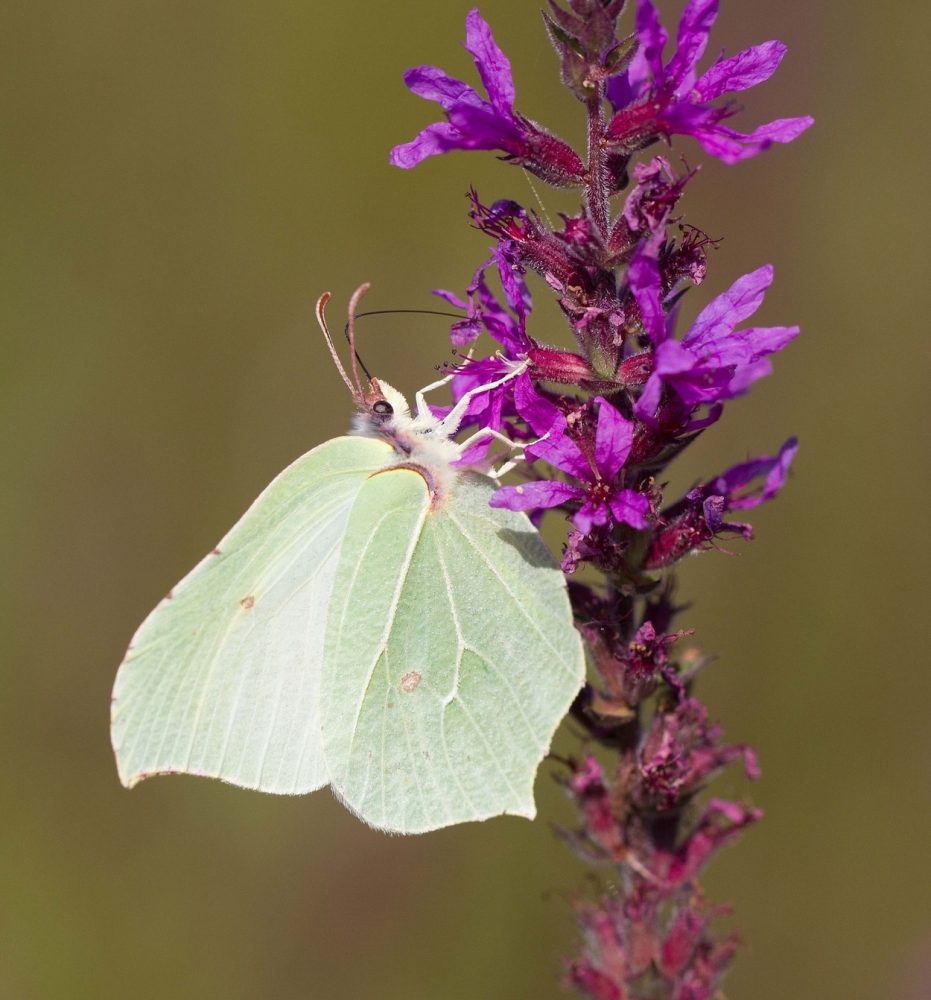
[685,265,773,349]
[684,402,723,432]
[654,338,697,376]
[695,323,799,368]
[475,268,512,326]
[635,0,669,81]
[667,0,718,89]
[493,245,531,321]
[448,357,514,425]
[758,437,799,502]
[593,396,634,480]
[402,66,483,110]
[712,437,798,509]
[432,287,469,311]
[448,318,483,346]
[702,494,727,532]
[525,414,590,480]
[745,115,816,144]
[489,479,581,512]
[695,115,814,163]
[390,122,466,168]
[610,489,651,529]
[514,372,560,435]
[633,371,664,423]
[446,103,522,149]
[628,231,667,345]
[725,358,773,397]
[475,276,527,354]
[453,434,496,467]
[694,40,787,101]
[572,500,611,534]
[665,798,762,886]
[660,97,721,134]
[463,8,515,118]
[605,65,644,111]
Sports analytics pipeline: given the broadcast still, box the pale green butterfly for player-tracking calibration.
[110,285,584,834]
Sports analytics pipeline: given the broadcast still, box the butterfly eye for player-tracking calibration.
[373,400,393,416]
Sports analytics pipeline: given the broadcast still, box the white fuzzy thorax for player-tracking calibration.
[349,359,530,503]
[351,380,464,500]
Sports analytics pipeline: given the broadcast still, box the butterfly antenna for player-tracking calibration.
[315,292,357,397]
[352,308,464,323]
[346,283,371,395]
[344,308,465,380]
[341,325,374,383]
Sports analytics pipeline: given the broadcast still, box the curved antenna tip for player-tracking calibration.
[315,290,356,397]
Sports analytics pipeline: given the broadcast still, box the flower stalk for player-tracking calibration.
[586,90,611,239]
[390,2,811,995]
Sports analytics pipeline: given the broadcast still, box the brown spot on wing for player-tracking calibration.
[400,671,422,693]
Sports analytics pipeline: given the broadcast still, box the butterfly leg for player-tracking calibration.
[456,426,553,480]
[457,426,521,453]
[458,428,525,480]
[413,349,475,419]
[439,357,529,436]
[488,454,525,479]
[414,371,457,418]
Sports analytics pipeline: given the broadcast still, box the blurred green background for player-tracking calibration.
[2,1,928,997]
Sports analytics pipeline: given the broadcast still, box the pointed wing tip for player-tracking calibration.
[329,783,539,835]
[507,801,537,822]
[115,763,178,790]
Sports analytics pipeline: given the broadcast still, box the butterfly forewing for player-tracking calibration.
[321,469,585,834]
[111,436,393,794]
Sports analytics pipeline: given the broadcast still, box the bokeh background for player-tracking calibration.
[2,1,928,997]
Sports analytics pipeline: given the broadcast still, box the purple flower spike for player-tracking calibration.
[491,397,650,533]
[708,437,799,511]
[391,9,584,186]
[634,264,799,423]
[605,0,813,163]
[385,3,809,990]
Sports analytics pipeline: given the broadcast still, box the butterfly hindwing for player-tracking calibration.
[111,436,393,794]
[321,468,585,833]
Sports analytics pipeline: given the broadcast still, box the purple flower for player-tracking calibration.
[431,251,536,447]
[390,9,584,186]
[632,263,799,424]
[490,396,651,533]
[567,756,626,860]
[622,155,690,237]
[706,439,799,512]
[662,798,763,888]
[646,438,798,568]
[634,696,759,813]
[433,246,530,350]
[605,0,813,163]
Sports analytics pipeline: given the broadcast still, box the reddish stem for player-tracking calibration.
[586,89,610,238]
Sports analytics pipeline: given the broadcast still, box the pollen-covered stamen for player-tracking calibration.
[586,478,614,507]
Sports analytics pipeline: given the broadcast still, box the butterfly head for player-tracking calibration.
[353,378,412,436]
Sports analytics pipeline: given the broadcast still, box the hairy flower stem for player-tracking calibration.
[586,90,610,238]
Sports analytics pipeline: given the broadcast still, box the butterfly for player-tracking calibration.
[110,285,584,834]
